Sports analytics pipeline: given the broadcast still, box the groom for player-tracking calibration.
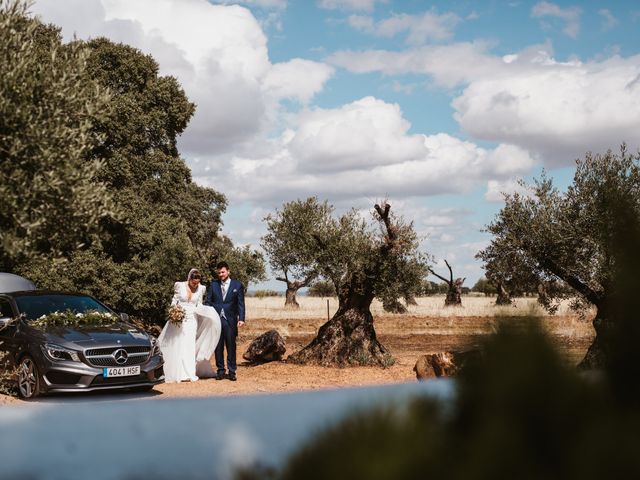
[206,261,245,381]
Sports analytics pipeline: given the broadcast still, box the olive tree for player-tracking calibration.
[476,238,540,305]
[261,198,332,308]
[428,260,465,306]
[280,200,429,366]
[477,145,640,369]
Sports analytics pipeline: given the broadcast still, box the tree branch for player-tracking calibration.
[538,257,602,306]
[375,202,397,244]
[444,259,453,283]
[428,267,451,285]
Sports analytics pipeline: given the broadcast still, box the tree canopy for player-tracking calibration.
[261,198,333,307]
[0,1,116,271]
[477,145,640,368]
[3,4,263,321]
[276,199,429,365]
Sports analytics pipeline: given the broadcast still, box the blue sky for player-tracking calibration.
[32,0,640,290]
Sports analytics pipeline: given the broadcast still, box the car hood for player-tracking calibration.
[35,323,151,348]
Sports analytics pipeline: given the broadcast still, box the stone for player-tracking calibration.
[243,330,286,364]
[413,350,481,380]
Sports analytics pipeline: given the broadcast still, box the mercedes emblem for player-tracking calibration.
[113,348,128,365]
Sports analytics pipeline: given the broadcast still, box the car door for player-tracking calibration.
[0,296,18,372]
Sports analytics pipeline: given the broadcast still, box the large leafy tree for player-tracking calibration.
[478,145,640,368]
[11,22,262,320]
[269,199,428,366]
[0,1,116,271]
[261,198,332,308]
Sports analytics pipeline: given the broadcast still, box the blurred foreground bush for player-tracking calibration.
[238,325,640,480]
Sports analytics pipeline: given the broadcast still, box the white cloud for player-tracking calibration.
[31,0,332,158]
[598,8,618,31]
[190,97,535,203]
[452,53,640,165]
[218,0,287,9]
[484,178,532,202]
[327,41,502,88]
[329,42,640,166]
[288,97,427,172]
[263,59,335,104]
[349,10,462,45]
[348,14,375,31]
[318,0,388,12]
[531,1,581,38]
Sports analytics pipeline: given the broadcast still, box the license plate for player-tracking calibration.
[103,366,140,378]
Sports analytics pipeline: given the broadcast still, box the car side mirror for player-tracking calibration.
[119,312,129,322]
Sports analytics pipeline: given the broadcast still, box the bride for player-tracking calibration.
[158,268,221,382]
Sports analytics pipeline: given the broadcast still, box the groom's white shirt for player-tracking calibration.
[221,278,231,301]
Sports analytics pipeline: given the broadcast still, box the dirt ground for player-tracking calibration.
[0,312,595,405]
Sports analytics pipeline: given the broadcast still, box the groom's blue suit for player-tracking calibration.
[206,278,245,375]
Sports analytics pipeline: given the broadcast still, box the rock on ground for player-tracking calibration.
[413,350,481,380]
[243,329,286,364]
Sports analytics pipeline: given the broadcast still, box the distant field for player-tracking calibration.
[247,295,589,320]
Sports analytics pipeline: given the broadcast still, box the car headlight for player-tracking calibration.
[42,344,81,362]
[150,336,161,356]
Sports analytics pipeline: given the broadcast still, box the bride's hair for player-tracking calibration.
[187,268,201,280]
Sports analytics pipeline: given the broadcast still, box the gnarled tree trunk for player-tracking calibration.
[430,260,465,307]
[288,203,397,367]
[429,260,466,307]
[288,305,387,366]
[495,282,511,305]
[578,303,613,370]
[277,273,315,310]
[284,287,300,309]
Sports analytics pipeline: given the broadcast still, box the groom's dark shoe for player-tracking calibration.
[227,373,237,382]
[215,371,226,381]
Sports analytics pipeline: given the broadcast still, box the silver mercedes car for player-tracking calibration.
[0,273,164,399]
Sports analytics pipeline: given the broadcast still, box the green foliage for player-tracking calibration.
[307,280,336,297]
[261,198,333,289]
[250,290,282,298]
[264,198,429,308]
[471,277,497,295]
[422,280,448,295]
[478,145,640,314]
[3,16,263,322]
[0,1,116,271]
[216,241,267,291]
[239,325,640,480]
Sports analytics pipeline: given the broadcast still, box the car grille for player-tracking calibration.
[84,346,151,367]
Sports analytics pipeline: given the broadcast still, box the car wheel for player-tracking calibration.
[17,355,41,399]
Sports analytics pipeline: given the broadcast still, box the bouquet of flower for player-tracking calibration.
[167,304,185,326]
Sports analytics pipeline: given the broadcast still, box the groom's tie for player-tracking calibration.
[221,282,227,299]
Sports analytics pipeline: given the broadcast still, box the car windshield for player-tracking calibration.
[14,294,111,321]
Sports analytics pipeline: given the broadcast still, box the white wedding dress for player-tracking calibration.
[158,282,221,382]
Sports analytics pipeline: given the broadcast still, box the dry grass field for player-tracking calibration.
[248,295,585,320]
[0,296,595,404]
[246,295,594,363]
